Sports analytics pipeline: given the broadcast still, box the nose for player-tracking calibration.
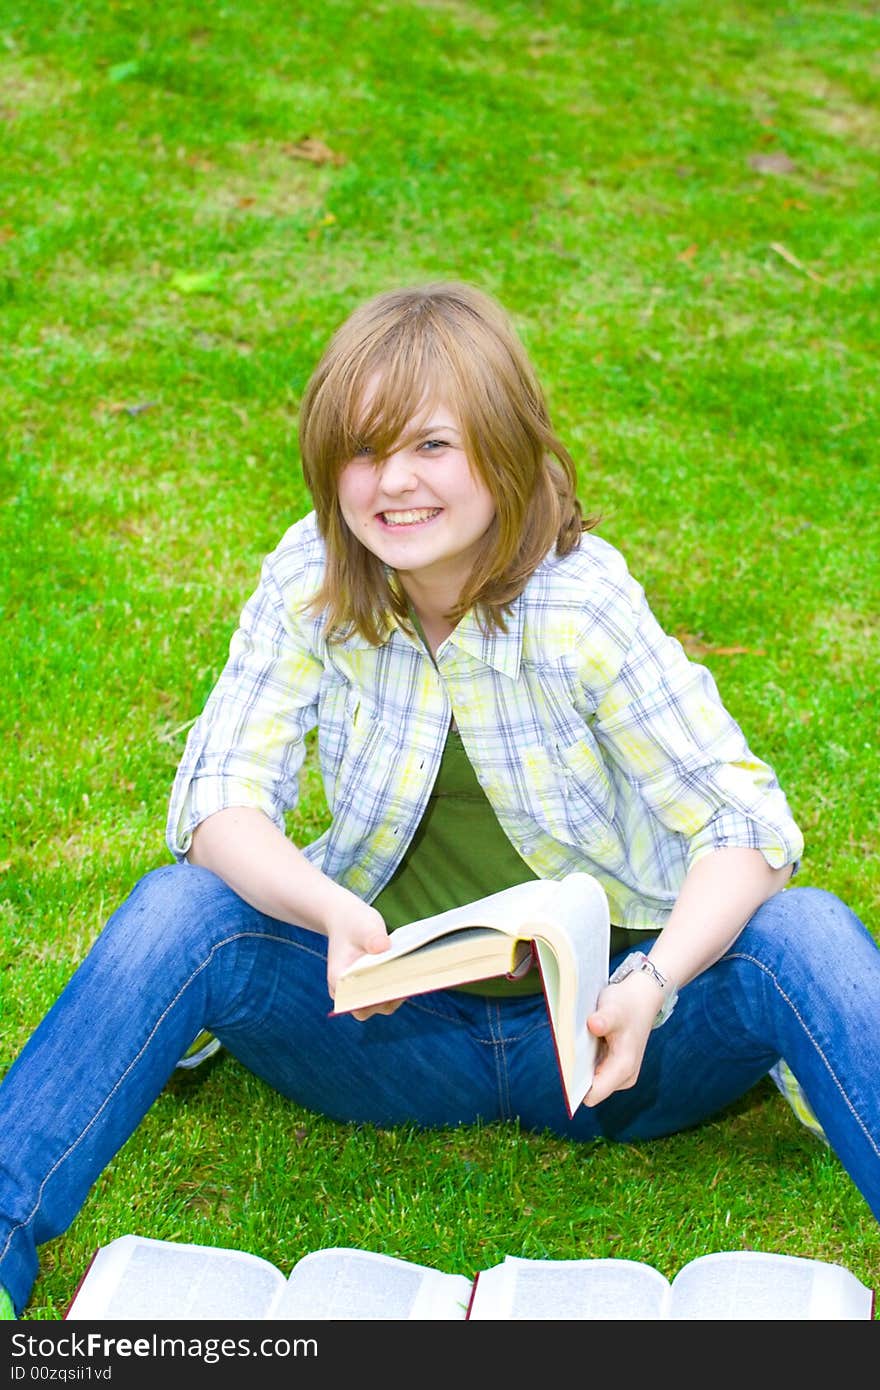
[378,448,418,494]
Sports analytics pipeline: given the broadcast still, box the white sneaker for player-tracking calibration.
[176,1030,223,1070]
[768,1059,828,1144]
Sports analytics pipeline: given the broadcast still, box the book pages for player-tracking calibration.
[66,1235,285,1320]
[667,1251,874,1320]
[66,1238,873,1322]
[272,1247,472,1320]
[469,1256,671,1320]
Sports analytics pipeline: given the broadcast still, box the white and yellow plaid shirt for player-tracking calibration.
[167,513,803,929]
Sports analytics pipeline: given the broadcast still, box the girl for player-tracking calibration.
[1,282,878,1318]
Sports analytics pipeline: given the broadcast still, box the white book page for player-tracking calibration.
[67,1235,285,1320]
[342,880,556,975]
[468,1256,671,1320]
[532,874,609,1111]
[667,1251,874,1320]
[271,1248,472,1320]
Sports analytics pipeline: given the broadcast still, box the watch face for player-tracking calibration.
[640,958,668,989]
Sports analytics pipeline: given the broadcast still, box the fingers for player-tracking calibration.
[584,1055,640,1107]
[583,1000,649,1107]
[364,928,392,954]
[351,998,406,1022]
[587,1009,609,1038]
[325,913,391,999]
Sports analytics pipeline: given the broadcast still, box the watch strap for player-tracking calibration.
[608,950,679,1028]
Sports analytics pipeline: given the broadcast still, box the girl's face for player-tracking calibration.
[337,394,496,605]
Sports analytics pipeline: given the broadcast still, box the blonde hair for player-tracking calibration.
[299,281,593,644]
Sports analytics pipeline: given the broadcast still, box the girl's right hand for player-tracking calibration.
[325,899,404,1021]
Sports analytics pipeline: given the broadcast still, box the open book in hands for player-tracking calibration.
[332,872,611,1115]
[65,1236,875,1321]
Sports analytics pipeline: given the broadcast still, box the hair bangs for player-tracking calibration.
[348,339,460,464]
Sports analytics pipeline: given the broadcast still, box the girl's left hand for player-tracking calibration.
[582,971,663,1107]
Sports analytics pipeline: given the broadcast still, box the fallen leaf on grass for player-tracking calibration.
[306,212,337,240]
[676,243,698,262]
[108,60,141,84]
[712,644,767,657]
[549,241,578,261]
[170,269,223,295]
[769,241,826,284]
[677,630,766,659]
[283,136,346,166]
[157,716,198,745]
[749,151,796,174]
[102,401,159,417]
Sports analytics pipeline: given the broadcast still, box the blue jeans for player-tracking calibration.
[1,865,878,1313]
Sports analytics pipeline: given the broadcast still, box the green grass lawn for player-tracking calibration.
[2,0,878,1318]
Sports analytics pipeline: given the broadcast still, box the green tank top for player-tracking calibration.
[372,724,545,996]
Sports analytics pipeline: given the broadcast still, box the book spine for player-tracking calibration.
[64,1247,100,1319]
[531,946,577,1119]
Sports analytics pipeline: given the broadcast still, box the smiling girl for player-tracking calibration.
[1,282,878,1318]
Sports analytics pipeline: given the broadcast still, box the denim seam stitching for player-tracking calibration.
[484,1001,512,1118]
[0,930,313,1264]
[726,948,880,1161]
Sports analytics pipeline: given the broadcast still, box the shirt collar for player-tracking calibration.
[444,597,524,680]
[334,595,525,681]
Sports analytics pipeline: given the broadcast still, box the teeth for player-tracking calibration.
[382,508,440,526]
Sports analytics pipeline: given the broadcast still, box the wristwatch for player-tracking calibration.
[608,951,679,1028]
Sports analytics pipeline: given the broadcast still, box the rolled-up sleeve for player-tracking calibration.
[165,549,325,860]
[584,564,804,872]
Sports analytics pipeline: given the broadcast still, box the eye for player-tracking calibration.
[418,438,450,452]
[353,443,375,458]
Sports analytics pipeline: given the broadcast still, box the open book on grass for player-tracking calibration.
[65,1237,875,1321]
[332,872,610,1114]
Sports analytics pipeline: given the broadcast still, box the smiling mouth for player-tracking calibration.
[379,508,442,526]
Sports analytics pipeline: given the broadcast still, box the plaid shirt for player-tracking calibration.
[167,513,803,929]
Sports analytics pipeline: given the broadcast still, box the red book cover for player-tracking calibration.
[63,1246,100,1319]
[530,941,580,1120]
[464,1270,481,1320]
